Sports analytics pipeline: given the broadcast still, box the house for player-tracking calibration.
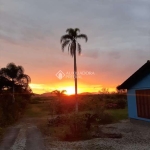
[117,60,150,122]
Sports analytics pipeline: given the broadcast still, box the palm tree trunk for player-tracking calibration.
[12,84,15,103]
[73,41,78,113]
[11,80,15,103]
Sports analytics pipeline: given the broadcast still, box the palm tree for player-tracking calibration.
[51,90,66,115]
[60,28,88,113]
[0,63,31,102]
[51,90,67,101]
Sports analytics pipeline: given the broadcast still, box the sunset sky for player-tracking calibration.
[0,0,150,94]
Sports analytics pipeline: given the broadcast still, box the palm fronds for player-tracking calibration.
[77,43,82,55]
[62,40,70,51]
[61,28,88,56]
[77,34,88,42]
[60,35,72,43]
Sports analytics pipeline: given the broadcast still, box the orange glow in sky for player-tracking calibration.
[28,68,118,94]
[29,83,116,94]
[29,83,82,94]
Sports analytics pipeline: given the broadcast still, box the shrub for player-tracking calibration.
[0,127,5,140]
[30,97,41,104]
[106,103,118,109]
[104,98,126,109]
[47,114,91,141]
[42,111,123,141]
[116,99,126,109]
[99,112,114,124]
[63,114,91,141]
[84,112,114,125]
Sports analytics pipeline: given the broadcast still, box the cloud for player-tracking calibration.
[81,49,99,59]
[107,51,121,59]
[1,0,150,93]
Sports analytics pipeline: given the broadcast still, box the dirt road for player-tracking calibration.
[0,118,47,150]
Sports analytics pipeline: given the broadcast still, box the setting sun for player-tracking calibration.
[65,87,75,95]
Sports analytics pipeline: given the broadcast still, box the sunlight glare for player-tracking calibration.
[65,87,75,95]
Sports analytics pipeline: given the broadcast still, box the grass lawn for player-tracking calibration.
[106,108,128,122]
[24,101,128,121]
[24,103,50,118]
[77,108,128,123]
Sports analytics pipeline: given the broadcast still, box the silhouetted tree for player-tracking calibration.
[0,63,32,126]
[0,76,10,92]
[51,90,67,114]
[60,28,88,112]
[0,63,31,102]
[51,90,67,101]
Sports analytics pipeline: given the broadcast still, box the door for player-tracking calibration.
[136,89,150,119]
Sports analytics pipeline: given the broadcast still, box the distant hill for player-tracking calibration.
[33,92,99,97]
[40,92,56,97]
[79,92,95,95]
[68,92,99,96]
[32,92,55,97]
[79,92,98,95]
[32,93,41,97]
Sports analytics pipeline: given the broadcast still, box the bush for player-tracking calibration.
[0,127,5,140]
[104,98,126,109]
[48,115,69,126]
[48,112,113,141]
[99,112,114,124]
[83,112,114,125]
[65,114,88,140]
[116,99,126,109]
[30,97,41,104]
[47,114,91,141]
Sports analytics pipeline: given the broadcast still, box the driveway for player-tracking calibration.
[0,118,47,150]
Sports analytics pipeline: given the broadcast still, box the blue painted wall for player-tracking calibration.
[127,74,150,122]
